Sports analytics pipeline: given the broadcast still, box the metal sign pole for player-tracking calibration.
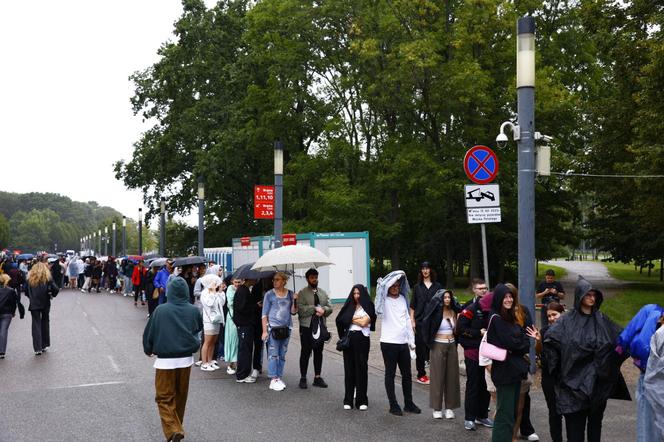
[481,223,490,288]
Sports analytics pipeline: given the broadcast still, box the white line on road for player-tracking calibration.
[48,381,125,390]
[107,355,120,373]
[91,326,100,336]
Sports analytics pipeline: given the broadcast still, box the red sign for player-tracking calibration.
[254,185,275,219]
[282,233,297,246]
[240,237,251,247]
[463,145,499,184]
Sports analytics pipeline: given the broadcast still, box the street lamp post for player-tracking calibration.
[517,16,536,372]
[138,208,143,256]
[104,226,108,256]
[98,229,102,257]
[160,198,166,257]
[197,177,204,257]
[274,140,284,249]
[122,216,126,257]
[112,222,116,257]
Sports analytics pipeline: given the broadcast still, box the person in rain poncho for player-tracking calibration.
[644,313,664,441]
[543,276,631,442]
[375,270,421,416]
[199,273,225,372]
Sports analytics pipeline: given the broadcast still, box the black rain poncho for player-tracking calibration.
[543,276,631,415]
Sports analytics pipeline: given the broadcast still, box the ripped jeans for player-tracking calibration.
[267,331,290,379]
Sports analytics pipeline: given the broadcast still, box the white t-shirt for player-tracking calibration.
[380,296,410,344]
[153,356,194,369]
[349,306,371,337]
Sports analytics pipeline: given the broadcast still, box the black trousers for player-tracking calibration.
[236,325,254,380]
[343,331,370,408]
[520,391,536,436]
[299,327,323,377]
[414,327,429,378]
[564,401,607,442]
[542,376,563,442]
[252,322,263,371]
[31,309,50,352]
[380,342,413,407]
[147,297,159,316]
[464,357,490,421]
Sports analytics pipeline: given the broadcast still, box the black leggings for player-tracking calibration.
[564,401,607,442]
[343,331,370,407]
[299,327,323,377]
[380,342,413,407]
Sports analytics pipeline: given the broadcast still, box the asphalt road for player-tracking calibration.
[0,288,637,441]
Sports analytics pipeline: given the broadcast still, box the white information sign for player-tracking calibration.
[464,184,500,208]
[467,207,502,224]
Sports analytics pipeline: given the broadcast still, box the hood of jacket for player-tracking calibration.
[491,283,512,313]
[167,277,190,305]
[336,284,376,334]
[574,276,603,312]
[375,270,410,315]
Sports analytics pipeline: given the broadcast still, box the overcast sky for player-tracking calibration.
[0,1,214,224]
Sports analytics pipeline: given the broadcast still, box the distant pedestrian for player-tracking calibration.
[0,273,25,359]
[143,277,203,442]
[68,256,79,289]
[336,284,376,410]
[132,260,147,306]
[199,274,225,372]
[375,270,420,416]
[420,289,460,420]
[296,268,333,389]
[224,278,241,375]
[535,269,565,327]
[122,258,135,297]
[232,278,258,383]
[26,262,59,355]
[410,262,442,385]
[153,260,173,305]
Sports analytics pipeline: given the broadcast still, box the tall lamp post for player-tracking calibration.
[138,208,143,256]
[98,229,102,257]
[104,226,108,256]
[160,197,166,257]
[122,216,126,257]
[274,140,284,249]
[112,222,117,257]
[197,177,205,257]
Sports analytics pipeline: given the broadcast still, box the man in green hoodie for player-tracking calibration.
[143,276,203,442]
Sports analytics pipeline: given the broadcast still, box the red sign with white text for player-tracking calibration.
[282,233,297,246]
[254,185,275,219]
[240,237,251,247]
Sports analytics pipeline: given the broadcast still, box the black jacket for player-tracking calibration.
[410,281,443,321]
[233,285,255,327]
[486,284,530,386]
[419,289,461,347]
[0,287,24,318]
[457,297,489,349]
[27,280,59,311]
[335,284,376,337]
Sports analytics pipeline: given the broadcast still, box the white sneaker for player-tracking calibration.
[359,405,368,411]
[210,361,220,369]
[343,405,352,410]
[251,368,259,379]
[226,366,236,375]
[526,433,540,441]
[277,379,286,389]
[269,379,285,391]
[194,360,202,366]
[433,410,443,419]
[200,363,215,372]
[445,409,455,419]
[236,376,256,383]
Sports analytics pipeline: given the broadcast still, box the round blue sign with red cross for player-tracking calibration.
[464,145,499,184]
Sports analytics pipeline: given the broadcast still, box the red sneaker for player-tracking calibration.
[416,375,430,385]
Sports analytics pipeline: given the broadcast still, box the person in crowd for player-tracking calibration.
[233,278,258,383]
[410,261,442,385]
[82,258,93,292]
[375,270,420,416]
[457,278,493,431]
[91,260,103,293]
[504,283,538,442]
[479,291,498,421]
[67,256,79,289]
[296,268,333,389]
[105,257,119,293]
[0,273,24,359]
[543,276,631,442]
[50,258,63,289]
[336,284,376,410]
[122,258,135,297]
[616,303,664,442]
[261,272,296,391]
[146,264,160,318]
[535,269,565,327]
[224,278,241,375]
[132,260,147,306]
[486,283,531,442]
[420,289,461,420]
[644,313,664,441]
[251,277,269,378]
[527,302,566,442]
[26,262,59,355]
[200,274,225,372]
[7,261,25,298]
[154,260,173,305]
[143,276,203,442]
[77,257,86,290]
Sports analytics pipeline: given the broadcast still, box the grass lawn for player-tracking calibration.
[603,260,664,284]
[602,284,664,327]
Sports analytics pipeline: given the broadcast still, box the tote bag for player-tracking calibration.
[479,314,507,366]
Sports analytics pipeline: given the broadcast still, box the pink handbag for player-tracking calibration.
[479,314,507,364]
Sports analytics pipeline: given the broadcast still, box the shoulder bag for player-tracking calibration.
[479,314,507,366]
[270,291,292,340]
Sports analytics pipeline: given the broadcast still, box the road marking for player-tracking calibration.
[91,326,100,336]
[107,355,120,373]
[49,381,124,390]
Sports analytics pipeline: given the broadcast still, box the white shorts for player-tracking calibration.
[203,323,220,335]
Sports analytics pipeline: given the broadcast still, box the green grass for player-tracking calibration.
[536,263,568,280]
[603,260,664,284]
[602,285,664,327]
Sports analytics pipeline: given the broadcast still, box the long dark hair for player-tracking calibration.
[491,283,516,324]
[335,284,376,335]
[417,267,437,284]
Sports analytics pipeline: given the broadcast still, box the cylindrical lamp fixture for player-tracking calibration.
[138,208,143,256]
[160,197,166,257]
[197,177,205,200]
[274,141,284,175]
[112,222,117,257]
[122,216,127,257]
[197,177,204,256]
[517,16,535,88]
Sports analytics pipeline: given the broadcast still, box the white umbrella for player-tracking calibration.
[250,245,334,272]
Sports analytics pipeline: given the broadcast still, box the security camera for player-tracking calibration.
[535,132,553,143]
[496,132,509,148]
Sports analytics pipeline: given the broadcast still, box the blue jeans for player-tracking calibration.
[267,331,290,379]
[637,372,656,442]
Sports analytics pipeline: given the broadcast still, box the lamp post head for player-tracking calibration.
[517,16,536,88]
[197,176,205,200]
[160,197,166,213]
[274,140,284,175]
[113,222,116,230]
[105,226,108,234]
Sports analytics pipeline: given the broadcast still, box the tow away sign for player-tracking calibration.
[465,184,501,223]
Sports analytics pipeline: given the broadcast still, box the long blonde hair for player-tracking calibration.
[28,262,52,287]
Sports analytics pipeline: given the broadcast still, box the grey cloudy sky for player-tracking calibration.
[0,1,214,224]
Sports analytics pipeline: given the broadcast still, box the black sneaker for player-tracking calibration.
[0,353,5,359]
[312,377,328,388]
[299,377,307,389]
[404,402,422,414]
[389,404,403,416]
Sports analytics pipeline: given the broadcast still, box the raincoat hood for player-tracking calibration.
[491,283,512,313]
[206,265,222,276]
[574,276,603,311]
[375,270,410,315]
[336,284,377,335]
[167,277,190,305]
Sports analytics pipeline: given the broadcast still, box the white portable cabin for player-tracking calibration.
[231,232,370,304]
